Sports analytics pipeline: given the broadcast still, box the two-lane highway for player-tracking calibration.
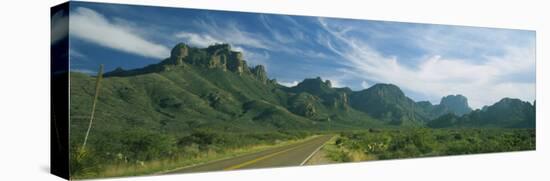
[166,135,333,174]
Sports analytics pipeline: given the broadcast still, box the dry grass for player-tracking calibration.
[73,136,318,179]
[323,135,376,163]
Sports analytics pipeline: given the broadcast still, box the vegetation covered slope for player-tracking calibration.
[71,42,535,140]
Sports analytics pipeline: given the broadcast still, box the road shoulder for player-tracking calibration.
[304,136,338,165]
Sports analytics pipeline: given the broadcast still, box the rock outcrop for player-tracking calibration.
[439,94,472,116]
[227,51,247,74]
[251,65,268,84]
[289,93,319,118]
[170,43,189,66]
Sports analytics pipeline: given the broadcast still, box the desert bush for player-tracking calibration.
[329,128,535,162]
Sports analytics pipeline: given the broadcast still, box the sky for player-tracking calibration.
[61,2,536,108]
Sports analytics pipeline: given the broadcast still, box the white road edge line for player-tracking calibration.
[300,136,331,166]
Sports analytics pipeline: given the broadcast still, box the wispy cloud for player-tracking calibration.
[176,15,332,61]
[189,18,269,49]
[361,80,370,89]
[72,68,97,75]
[70,7,170,59]
[278,80,299,87]
[259,14,295,44]
[241,49,271,67]
[69,48,87,59]
[327,79,346,88]
[318,18,535,108]
[173,30,272,68]
[175,32,223,47]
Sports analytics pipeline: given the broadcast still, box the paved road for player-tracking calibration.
[167,135,333,174]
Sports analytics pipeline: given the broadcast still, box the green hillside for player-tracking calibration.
[349,84,424,126]
[71,42,536,140]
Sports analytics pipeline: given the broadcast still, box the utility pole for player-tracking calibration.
[82,64,104,149]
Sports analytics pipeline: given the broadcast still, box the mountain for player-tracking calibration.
[70,43,386,143]
[417,94,473,119]
[347,85,475,126]
[71,42,534,138]
[438,95,472,116]
[349,84,423,126]
[287,77,350,111]
[427,98,535,128]
[284,78,380,126]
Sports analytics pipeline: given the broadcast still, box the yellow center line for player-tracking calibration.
[223,138,318,170]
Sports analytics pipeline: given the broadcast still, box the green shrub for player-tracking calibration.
[329,128,535,162]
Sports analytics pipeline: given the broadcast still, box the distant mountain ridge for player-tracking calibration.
[71,42,535,131]
[415,94,473,121]
[427,98,535,128]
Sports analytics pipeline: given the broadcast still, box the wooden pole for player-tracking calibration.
[82,64,104,149]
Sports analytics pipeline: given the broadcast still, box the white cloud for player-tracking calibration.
[175,32,223,47]
[278,80,299,87]
[259,15,295,43]
[191,19,269,49]
[70,7,170,59]
[409,25,534,60]
[72,69,97,75]
[181,17,330,62]
[319,18,535,108]
[174,30,272,69]
[361,80,370,89]
[328,79,346,88]
[69,48,86,59]
[235,45,271,68]
[232,46,245,52]
[241,49,270,67]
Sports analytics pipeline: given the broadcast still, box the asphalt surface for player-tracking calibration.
[167,135,333,174]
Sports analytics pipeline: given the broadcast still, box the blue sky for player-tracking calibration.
[63,2,535,108]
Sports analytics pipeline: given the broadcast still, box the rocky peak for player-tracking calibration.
[295,77,332,91]
[490,98,530,110]
[289,93,319,118]
[105,42,258,78]
[251,65,268,83]
[367,83,405,98]
[206,43,231,54]
[416,101,433,108]
[439,94,472,116]
[324,80,332,88]
[170,43,189,65]
[167,42,249,75]
[350,83,417,125]
[226,51,247,74]
[328,91,349,110]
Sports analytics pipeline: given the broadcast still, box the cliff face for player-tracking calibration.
[251,65,268,84]
[170,43,188,66]
[439,94,472,116]
[350,84,420,125]
[179,43,240,72]
[105,43,268,83]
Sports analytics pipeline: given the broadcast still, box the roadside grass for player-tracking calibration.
[322,128,535,163]
[73,135,319,179]
[322,135,375,163]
